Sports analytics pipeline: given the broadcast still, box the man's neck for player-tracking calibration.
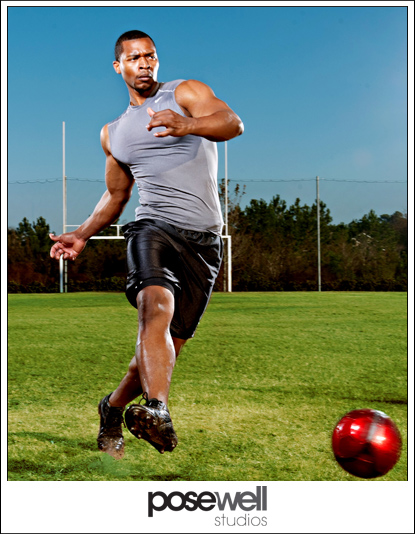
[129,82,160,106]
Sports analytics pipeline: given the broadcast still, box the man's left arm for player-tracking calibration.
[146,79,244,142]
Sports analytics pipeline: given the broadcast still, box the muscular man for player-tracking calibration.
[50,30,243,459]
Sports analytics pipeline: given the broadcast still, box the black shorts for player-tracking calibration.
[122,218,223,339]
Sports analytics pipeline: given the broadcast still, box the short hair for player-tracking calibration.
[114,30,156,61]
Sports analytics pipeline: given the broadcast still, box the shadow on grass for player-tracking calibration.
[8,431,189,481]
[9,431,95,451]
[228,385,408,405]
[130,473,194,481]
[367,399,407,405]
[8,458,64,479]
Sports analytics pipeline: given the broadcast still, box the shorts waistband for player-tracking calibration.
[122,219,220,241]
[171,225,216,241]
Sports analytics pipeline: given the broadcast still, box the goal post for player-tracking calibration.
[65,224,125,239]
[59,225,232,292]
[222,234,232,293]
[59,224,124,292]
[222,141,232,292]
[59,126,232,292]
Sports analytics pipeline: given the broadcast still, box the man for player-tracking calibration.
[50,30,243,459]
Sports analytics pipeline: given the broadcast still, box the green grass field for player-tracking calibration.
[7,291,407,481]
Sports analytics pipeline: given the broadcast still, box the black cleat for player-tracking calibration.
[124,393,178,454]
[97,393,125,460]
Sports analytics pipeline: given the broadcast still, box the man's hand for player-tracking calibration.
[49,232,87,261]
[146,107,195,137]
[147,80,243,143]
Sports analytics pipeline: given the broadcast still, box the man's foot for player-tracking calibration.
[97,393,125,460]
[124,394,178,454]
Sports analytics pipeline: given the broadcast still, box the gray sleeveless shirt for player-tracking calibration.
[108,79,223,235]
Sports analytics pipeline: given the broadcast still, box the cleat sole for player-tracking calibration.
[125,404,178,454]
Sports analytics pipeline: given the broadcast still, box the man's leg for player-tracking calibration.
[107,357,143,407]
[98,285,187,456]
[134,285,176,404]
[109,286,186,406]
[123,285,186,453]
[108,339,187,407]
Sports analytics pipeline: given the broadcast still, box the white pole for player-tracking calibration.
[62,121,67,293]
[227,235,232,293]
[224,142,232,292]
[316,176,321,292]
[225,141,228,237]
[59,255,63,293]
[63,121,66,236]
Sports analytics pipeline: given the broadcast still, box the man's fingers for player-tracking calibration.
[50,242,67,259]
[50,246,77,261]
[50,244,60,258]
[153,129,172,138]
[147,118,166,131]
[64,251,78,261]
[49,233,61,242]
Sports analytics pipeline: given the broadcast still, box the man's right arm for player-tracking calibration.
[50,125,134,261]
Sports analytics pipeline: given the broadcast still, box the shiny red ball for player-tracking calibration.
[332,409,402,478]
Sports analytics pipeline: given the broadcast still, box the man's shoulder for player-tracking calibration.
[100,107,130,154]
[175,79,213,96]
[158,79,187,93]
[174,80,216,109]
[107,107,130,128]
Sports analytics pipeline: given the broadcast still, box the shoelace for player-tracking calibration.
[104,402,125,427]
[139,392,164,410]
[139,392,149,405]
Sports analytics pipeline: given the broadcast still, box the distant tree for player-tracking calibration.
[8,206,407,293]
[9,216,59,289]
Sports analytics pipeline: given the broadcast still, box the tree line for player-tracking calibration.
[7,184,407,293]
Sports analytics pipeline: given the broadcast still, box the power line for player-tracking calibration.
[8,178,62,184]
[319,179,406,183]
[68,177,106,183]
[8,177,106,184]
[228,178,316,183]
[228,178,406,184]
[8,176,407,185]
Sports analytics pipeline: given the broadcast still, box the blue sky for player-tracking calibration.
[2,4,413,532]
[6,5,409,234]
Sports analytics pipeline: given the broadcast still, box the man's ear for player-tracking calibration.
[113,61,121,74]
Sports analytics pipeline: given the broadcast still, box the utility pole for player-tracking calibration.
[223,141,232,292]
[316,175,321,292]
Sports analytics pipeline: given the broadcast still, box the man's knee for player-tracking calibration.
[173,337,187,358]
[137,285,174,330]
[128,355,139,377]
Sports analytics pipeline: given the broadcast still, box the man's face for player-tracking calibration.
[113,38,159,94]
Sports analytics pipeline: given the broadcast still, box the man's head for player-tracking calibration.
[113,30,159,97]
[114,30,156,62]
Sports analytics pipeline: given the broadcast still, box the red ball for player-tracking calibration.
[332,409,402,478]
